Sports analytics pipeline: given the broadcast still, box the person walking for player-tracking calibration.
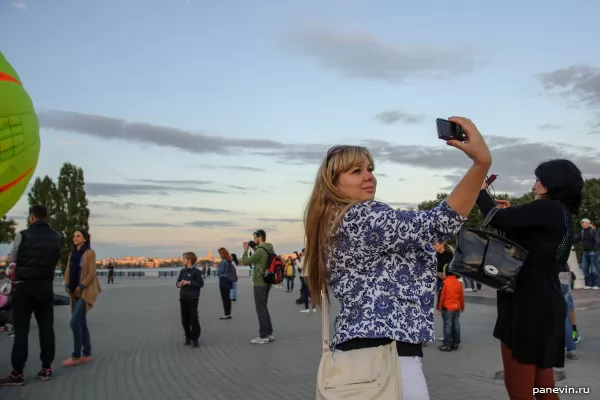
[0,205,61,385]
[62,229,102,367]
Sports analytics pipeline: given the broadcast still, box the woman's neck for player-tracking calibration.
[76,244,83,251]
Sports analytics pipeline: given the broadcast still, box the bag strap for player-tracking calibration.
[321,290,330,353]
[481,207,500,229]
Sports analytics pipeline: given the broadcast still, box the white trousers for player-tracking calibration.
[333,351,430,399]
[398,356,430,400]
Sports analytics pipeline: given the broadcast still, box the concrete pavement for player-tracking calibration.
[0,277,597,400]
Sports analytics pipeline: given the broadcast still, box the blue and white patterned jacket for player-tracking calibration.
[328,200,466,349]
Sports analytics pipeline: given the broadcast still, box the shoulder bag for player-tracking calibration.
[449,207,529,293]
[316,291,402,400]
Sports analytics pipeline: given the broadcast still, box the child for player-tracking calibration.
[437,270,465,352]
[176,252,204,348]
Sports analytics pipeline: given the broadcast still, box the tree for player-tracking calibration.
[27,163,90,271]
[54,163,90,270]
[0,216,17,244]
[27,176,59,226]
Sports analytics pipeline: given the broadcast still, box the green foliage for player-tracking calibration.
[0,216,17,244]
[27,162,90,272]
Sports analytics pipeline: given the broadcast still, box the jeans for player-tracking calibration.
[299,277,310,309]
[286,276,295,291]
[180,298,201,341]
[70,298,91,358]
[11,281,55,371]
[253,285,273,338]
[219,285,232,316]
[230,282,237,300]
[464,278,481,290]
[582,251,599,287]
[441,309,461,346]
[561,283,576,352]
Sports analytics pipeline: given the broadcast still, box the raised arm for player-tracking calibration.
[344,200,467,254]
[477,192,559,231]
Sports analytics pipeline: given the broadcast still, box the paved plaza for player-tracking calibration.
[0,277,598,400]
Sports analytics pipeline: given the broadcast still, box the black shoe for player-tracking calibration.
[438,345,453,352]
[184,339,192,346]
[451,344,459,350]
[0,371,24,386]
[192,341,200,348]
[219,315,232,320]
[36,368,52,381]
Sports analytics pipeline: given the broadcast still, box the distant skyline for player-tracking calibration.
[1,0,600,257]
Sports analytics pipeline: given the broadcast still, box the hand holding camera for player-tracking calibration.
[437,117,491,167]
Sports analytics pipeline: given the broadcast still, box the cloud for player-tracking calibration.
[286,25,481,83]
[185,220,240,228]
[538,124,562,130]
[377,173,389,178]
[95,222,182,228]
[136,179,213,186]
[196,164,265,172]
[90,201,231,214]
[255,217,302,223]
[374,111,425,125]
[39,110,284,154]
[538,65,600,128]
[298,180,313,185]
[85,182,226,197]
[12,2,26,11]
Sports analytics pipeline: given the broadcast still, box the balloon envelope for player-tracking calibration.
[0,52,40,217]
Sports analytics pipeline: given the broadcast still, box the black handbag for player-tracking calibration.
[449,207,529,293]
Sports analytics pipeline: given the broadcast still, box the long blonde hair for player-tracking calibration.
[304,145,375,306]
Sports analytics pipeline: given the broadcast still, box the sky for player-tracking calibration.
[1,0,599,258]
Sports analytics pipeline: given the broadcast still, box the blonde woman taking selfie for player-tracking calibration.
[304,117,491,399]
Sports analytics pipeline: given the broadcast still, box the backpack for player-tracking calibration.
[227,262,238,283]
[260,248,285,285]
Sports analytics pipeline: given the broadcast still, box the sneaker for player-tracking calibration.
[566,352,579,360]
[268,335,276,342]
[184,339,192,346]
[192,341,200,348]
[250,337,270,344]
[0,371,24,386]
[300,309,311,313]
[219,315,232,320]
[451,343,460,350]
[584,286,591,289]
[438,345,453,352]
[62,358,81,367]
[36,368,52,381]
[573,332,581,344]
[311,308,317,313]
[594,287,600,290]
[80,356,93,363]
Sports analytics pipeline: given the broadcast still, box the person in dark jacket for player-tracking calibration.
[217,247,235,320]
[478,159,583,399]
[573,218,599,288]
[176,252,204,348]
[107,263,115,284]
[0,205,62,386]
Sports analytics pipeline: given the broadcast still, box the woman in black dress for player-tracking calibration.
[478,159,583,400]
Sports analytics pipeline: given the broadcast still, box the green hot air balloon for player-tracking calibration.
[0,51,40,217]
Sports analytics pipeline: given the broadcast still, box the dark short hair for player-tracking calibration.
[253,229,266,241]
[535,159,583,215]
[182,252,197,265]
[29,205,48,220]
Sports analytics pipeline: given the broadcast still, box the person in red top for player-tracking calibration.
[437,270,465,352]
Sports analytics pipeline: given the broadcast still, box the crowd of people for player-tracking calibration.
[0,116,592,400]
